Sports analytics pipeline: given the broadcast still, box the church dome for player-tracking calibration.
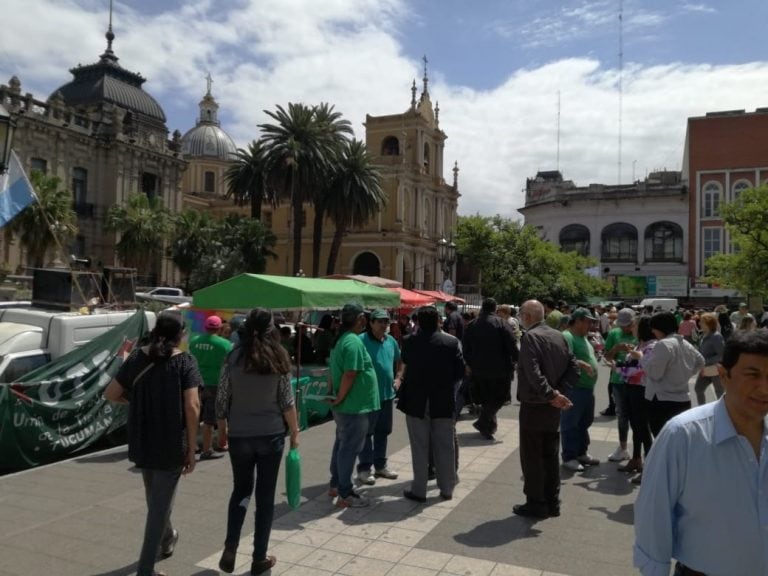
[49,26,166,124]
[180,82,237,161]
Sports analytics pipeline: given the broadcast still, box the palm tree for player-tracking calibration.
[170,209,216,291]
[309,103,352,276]
[224,139,271,220]
[325,139,386,275]
[104,193,173,278]
[259,103,339,276]
[6,171,78,268]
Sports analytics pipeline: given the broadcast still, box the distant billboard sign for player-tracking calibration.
[648,276,688,297]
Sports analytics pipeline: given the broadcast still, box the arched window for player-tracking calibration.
[352,251,381,276]
[204,170,216,193]
[732,179,750,202]
[381,136,399,156]
[601,223,637,262]
[701,181,721,218]
[423,143,430,171]
[645,221,683,262]
[72,167,87,204]
[559,224,590,256]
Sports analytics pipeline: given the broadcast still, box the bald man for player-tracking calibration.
[514,300,579,518]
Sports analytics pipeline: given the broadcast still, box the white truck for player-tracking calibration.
[135,287,191,305]
[639,298,679,313]
[0,308,155,384]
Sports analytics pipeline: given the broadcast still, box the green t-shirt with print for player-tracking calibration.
[563,330,599,389]
[604,327,638,384]
[188,332,233,387]
[330,331,380,414]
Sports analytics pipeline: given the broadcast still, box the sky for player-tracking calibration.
[2,0,768,218]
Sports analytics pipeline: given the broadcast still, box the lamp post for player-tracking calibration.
[437,236,456,288]
[0,103,17,174]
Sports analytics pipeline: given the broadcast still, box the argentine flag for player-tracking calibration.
[0,150,37,228]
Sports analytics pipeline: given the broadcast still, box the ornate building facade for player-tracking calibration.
[0,23,186,285]
[264,70,461,289]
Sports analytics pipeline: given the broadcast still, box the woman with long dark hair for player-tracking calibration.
[105,313,202,576]
[216,308,299,575]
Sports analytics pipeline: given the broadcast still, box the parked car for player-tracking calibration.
[134,286,191,305]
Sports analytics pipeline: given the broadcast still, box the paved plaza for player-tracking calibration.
[0,367,659,576]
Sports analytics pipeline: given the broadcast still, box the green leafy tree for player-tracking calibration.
[224,140,271,220]
[170,210,217,291]
[104,193,173,275]
[260,103,339,275]
[704,185,768,297]
[6,171,78,268]
[325,139,385,275]
[456,214,610,303]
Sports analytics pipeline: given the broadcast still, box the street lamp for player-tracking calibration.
[437,236,456,279]
[0,103,16,174]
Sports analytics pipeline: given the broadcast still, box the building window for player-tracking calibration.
[423,143,430,172]
[601,223,638,262]
[72,167,87,204]
[30,157,47,174]
[645,221,683,262]
[702,227,722,271]
[204,170,216,193]
[732,179,750,202]
[701,181,721,218]
[559,224,590,256]
[142,172,159,200]
[381,136,399,156]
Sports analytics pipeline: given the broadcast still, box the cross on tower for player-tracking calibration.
[206,72,213,95]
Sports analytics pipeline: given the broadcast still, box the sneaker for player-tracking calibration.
[328,487,339,498]
[218,545,237,574]
[199,450,224,461]
[608,447,631,462]
[335,492,370,508]
[356,470,376,486]
[577,453,600,466]
[374,467,398,480]
[562,459,585,472]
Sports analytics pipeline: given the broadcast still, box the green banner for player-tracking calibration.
[0,310,151,470]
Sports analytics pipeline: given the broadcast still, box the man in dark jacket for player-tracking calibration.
[398,306,465,502]
[515,299,578,518]
[462,297,518,440]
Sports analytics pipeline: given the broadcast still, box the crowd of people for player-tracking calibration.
[102,295,768,576]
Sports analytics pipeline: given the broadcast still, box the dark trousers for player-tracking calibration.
[225,434,284,561]
[357,399,394,472]
[137,468,181,576]
[612,382,630,445]
[519,427,560,507]
[625,385,652,459]
[694,374,723,405]
[471,376,509,435]
[646,397,691,438]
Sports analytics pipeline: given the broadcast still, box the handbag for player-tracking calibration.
[285,447,302,509]
[701,365,719,377]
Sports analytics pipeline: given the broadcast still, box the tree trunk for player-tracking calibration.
[326,223,345,275]
[291,174,303,275]
[250,187,262,221]
[311,200,325,277]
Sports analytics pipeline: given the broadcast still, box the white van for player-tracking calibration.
[0,308,155,383]
[639,298,678,313]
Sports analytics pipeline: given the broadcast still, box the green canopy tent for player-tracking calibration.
[192,273,400,310]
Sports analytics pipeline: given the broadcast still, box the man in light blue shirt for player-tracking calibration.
[634,329,768,576]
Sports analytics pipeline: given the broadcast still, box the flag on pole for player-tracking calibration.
[0,150,37,228]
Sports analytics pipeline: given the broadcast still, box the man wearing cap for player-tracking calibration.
[189,315,233,459]
[603,308,638,463]
[328,303,380,508]
[560,308,601,471]
[356,309,404,485]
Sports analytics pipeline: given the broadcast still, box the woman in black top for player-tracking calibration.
[105,313,202,576]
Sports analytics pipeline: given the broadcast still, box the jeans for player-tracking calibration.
[625,385,652,459]
[357,399,394,472]
[137,467,181,576]
[560,387,595,462]
[611,382,630,445]
[330,411,369,498]
[225,434,284,561]
[694,374,724,405]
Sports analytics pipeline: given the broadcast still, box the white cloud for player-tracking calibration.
[2,0,767,220]
[681,3,717,14]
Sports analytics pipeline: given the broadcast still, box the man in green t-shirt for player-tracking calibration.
[189,315,233,459]
[603,308,638,463]
[560,308,600,471]
[328,303,380,508]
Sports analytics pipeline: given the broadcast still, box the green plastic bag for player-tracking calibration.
[285,447,302,509]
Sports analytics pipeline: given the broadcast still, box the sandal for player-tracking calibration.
[251,555,277,575]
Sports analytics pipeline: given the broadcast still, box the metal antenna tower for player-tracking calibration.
[617,0,624,185]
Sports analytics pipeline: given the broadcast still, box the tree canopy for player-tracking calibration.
[704,185,768,298]
[456,215,610,303]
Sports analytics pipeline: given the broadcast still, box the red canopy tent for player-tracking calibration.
[388,287,436,309]
[413,290,466,304]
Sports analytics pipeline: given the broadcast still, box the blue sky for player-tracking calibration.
[2,0,768,216]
